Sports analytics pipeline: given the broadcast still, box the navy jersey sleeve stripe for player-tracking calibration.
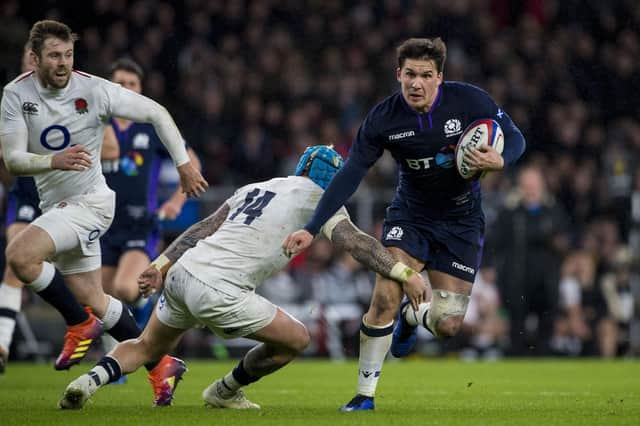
[303,159,369,235]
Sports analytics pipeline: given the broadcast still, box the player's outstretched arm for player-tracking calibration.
[329,218,428,310]
[108,87,208,197]
[138,202,231,296]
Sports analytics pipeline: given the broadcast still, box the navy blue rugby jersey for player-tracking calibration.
[305,81,525,234]
[103,119,171,228]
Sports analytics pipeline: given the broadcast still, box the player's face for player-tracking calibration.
[35,37,74,89]
[397,58,443,113]
[112,70,142,94]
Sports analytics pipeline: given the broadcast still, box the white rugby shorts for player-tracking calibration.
[32,188,115,274]
[156,262,277,338]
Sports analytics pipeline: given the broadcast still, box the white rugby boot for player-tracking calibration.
[202,379,260,409]
[59,373,100,409]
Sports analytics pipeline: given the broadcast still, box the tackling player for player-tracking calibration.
[0,20,207,405]
[59,145,427,410]
[0,42,119,373]
[283,38,526,410]
[101,58,200,325]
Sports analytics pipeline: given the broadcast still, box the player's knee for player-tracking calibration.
[5,241,29,274]
[289,325,311,354]
[433,315,464,338]
[427,290,470,339]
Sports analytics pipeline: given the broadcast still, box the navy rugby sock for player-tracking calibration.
[34,269,88,326]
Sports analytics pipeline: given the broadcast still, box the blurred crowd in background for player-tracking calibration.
[0,0,639,361]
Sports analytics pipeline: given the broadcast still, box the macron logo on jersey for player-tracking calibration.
[389,130,415,141]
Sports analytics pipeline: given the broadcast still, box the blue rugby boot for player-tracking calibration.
[390,300,418,358]
[339,394,375,411]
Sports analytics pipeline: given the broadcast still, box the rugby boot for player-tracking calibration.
[339,394,375,411]
[148,355,187,406]
[55,308,103,370]
[390,300,418,358]
[202,379,260,409]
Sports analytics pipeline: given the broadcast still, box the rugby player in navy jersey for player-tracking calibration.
[0,42,119,373]
[101,58,201,322]
[283,38,525,411]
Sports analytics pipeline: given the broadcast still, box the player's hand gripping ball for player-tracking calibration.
[455,119,504,179]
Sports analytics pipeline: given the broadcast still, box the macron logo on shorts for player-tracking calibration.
[451,261,475,275]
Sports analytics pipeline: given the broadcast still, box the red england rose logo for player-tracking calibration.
[75,98,88,114]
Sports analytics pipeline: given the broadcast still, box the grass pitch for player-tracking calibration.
[1,359,638,425]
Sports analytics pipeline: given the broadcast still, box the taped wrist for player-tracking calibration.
[390,262,416,283]
[150,254,172,275]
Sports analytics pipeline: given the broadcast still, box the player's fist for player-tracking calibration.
[282,230,313,257]
[177,162,208,198]
[138,266,163,297]
[51,144,92,171]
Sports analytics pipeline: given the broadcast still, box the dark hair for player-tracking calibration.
[29,20,78,57]
[396,37,447,73]
[109,57,145,81]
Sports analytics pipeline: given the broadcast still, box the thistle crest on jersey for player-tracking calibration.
[294,145,344,189]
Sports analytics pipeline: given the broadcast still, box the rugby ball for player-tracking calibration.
[455,119,504,179]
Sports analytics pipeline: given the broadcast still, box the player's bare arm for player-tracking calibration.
[330,219,428,310]
[158,148,201,220]
[100,125,119,160]
[138,203,231,296]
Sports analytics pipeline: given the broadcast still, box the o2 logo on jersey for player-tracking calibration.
[40,125,71,151]
[435,144,456,169]
[120,151,144,176]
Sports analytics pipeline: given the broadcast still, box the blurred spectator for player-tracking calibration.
[486,166,571,355]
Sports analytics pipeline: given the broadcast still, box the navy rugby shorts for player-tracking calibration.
[381,204,484,283]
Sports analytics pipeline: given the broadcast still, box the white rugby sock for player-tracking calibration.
[0,283,22,352]
[357,316,394,397]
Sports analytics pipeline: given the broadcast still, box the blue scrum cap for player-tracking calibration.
[294,145,344,189]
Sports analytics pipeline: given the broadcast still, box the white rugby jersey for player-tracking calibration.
[178,176,349,291]
[0,70,189,210]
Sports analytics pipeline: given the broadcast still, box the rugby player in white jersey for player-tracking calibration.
[0,20,207,405]
[0,41,119,374]
[59,145,427,410]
